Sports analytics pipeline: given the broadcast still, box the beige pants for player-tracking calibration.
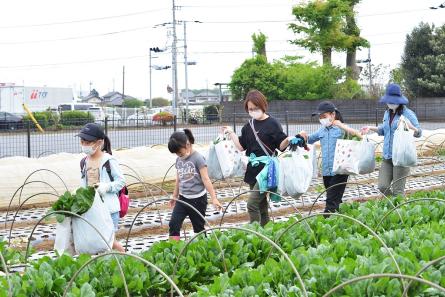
[378,159,410,196]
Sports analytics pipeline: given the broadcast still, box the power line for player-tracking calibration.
[0,55,148,70]
[0,8,168,29]
[0,25,156,45]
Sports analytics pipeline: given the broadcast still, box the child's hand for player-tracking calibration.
[169,198,177,208]
[221,126,233,135]
[212,198,223,211]
[332,120,341,127]
[360,126,370,135]
[299,131,308,141]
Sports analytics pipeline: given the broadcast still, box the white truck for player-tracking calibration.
[0,85,74,114]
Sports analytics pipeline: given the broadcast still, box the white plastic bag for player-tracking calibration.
[392,116,417,167]
[358,138,376,174]
[214,136,242,178]
[333,139,361,175]
[72,192,114,254]
[333,139,376,175]
[233,154,248,178]
[207,145,224,180]
[278,146,313,196]
[54,217,75,255]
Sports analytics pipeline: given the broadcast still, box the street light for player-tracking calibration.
[429,2,445,9]
[214,83,229,104]
[149,47,166,109]
[357,47,372,91]
[183,20,202,124]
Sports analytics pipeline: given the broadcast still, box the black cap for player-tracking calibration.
[76,123,105,141]
[312,101,336,116]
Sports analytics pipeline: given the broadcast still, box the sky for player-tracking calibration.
[0,0,444,101]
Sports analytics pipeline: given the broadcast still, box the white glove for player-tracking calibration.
[96,183,111,196]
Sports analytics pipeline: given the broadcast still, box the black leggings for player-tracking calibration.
[169,194,208,236]
[322,175,349,212]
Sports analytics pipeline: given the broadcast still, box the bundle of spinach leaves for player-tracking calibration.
[50,187,95,223]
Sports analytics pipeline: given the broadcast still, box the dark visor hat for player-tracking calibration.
[312,101,336,116]
[76,123,105,141]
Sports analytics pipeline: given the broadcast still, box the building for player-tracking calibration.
[81,89,102,104]
[102,91,136,107]
[179,89,225,106]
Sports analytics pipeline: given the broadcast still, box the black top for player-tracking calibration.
[238,116,287,186]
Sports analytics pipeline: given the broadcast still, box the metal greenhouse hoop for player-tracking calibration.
[63,252,184,297]
[36,151,56,158]
[18,169,68,204]
[7,192,59,245]
[124,197,226,270]
[402,255,445,297]
[161,163,176,191]
[24,210,130,296]
[218,190,303,226]
[0,251,12,297]
[374,198,445,231]
[382,172,445,198]
[307,182,401,222]
[322,273,445,297]
[4,180,59,228]
[171,226,308,297]
[269,213,404,291]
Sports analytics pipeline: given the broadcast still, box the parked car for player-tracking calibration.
[0,112,23,130]
[126,111,155,126]
[87,107,122,124]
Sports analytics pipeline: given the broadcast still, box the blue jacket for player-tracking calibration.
[377,107,422,160]
[308,126,344,176]
[80,153,125,214]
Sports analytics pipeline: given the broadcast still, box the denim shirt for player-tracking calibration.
[377,107,422,160]
[308,126,344,176]
[80,153,126,214]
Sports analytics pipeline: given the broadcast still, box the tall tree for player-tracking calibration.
[289,0,351,65]
[401,22,445,97]
[343,0,369,79]
[252,32,268,60]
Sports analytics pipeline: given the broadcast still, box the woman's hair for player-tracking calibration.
[333,109,344,123]
[102,136,112,155]
[168,129,195,153]
[243,89,268,113]
[389,105,404,116]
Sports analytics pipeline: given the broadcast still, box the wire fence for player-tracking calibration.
[1,112,444,159]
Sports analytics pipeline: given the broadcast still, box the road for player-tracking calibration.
[1,121,444,158]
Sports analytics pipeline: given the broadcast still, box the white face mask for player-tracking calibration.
[249,110,263,120]
[81,145,96,156]
[319,118,332,127]
[387,104,399,111]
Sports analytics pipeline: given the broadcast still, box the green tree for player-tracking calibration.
[123,98,144,108]
[230,56,363,100]
[401,22,445,97]
[145,97,170,107]
[289,0,351,65]
[229,55,285,100]
[343,0,369,79]
[282,62,345,99]
[252,32,268,60]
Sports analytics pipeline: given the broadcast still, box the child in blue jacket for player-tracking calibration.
[300,101,362,213]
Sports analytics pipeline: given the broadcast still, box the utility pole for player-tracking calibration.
[368,47,372,92]
[171,0,179,114]
[122,66,125,101]
[184,21,189,124]
[149,49,152,109]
